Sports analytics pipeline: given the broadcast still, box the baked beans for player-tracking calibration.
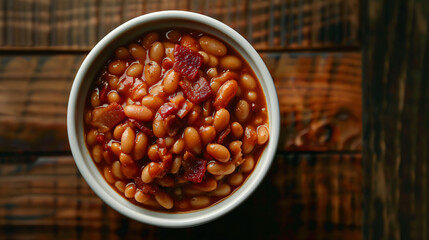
[84,29,269,212]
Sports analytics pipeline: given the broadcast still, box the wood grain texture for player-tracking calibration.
[0,0,360,50]
[0,52,361,153]
[363,0,429,239]
[0,153,362,239]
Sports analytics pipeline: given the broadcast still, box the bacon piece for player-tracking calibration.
[176,100,194,118]
[159,102,178,118]
[179,77,213,104]
[135,177,159,194]
[216,126,231,144]
[182,151,207,183]
[91,102,126,132]
[173,44,203,80]
[128,119,154,138]
[99,82,110,103]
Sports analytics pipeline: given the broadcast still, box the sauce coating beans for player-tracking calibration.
[84,29,269,213]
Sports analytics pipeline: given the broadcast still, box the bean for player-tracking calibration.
[119,153,134,166]
[133,132,148,160]
[157,175,175,187]
[204,116,214,125]
[257,125,269,145]
[154,190,174,209]
[254,116,264,125]
[193,179,218,194]
[180,35,200,52]
[115,181,126,193]
[231,122,244,139]
[149,85,167,99]
[199,36,227,56]
[190,196,210,208]
[229,140,242,155]
[108,60,127,75]
[102,151,113,164]
[207,161,235,175]
[108,76,120,90]
[140,165,152,184]
[163,70,180,93]
[242,126,257,154]
[199,51,210,65]
[135,190,150,203]
[121,163,138,179]
[92,145,103,163]
[206,144,230,163]
[170,156,182,174]
[210,183,231,197]
[142,198,162,209]
[153,114,167,138]
[166,30,181,43]
[240,73,256,90]
[220,55,242,70]
[228,172,244,186]
[124,183,136,198]
[113,123,127,140]
[131,82,148,100]
[144,61,161,86]
[112,161,125,179]
[247,90,258,102]
[184,127,202,154]
[207,67,218,78]
[90,90,100,107]
[241,156,255,173]
[164,136,175,148]
[124,105,153,121]
[199,126,216,145]
[126,63,144,77]
[176,199,190,210]
[107,91,121,103]
[115,47,131,60]
[149,42,165,63]
[213,108,230,132]
[86,129,98,146]
[235,100,250,123]
[141,95,162,111]
[121,127,135,154]
[104,167,115,183]
[208,55,219,67]
[110,142,121,156]
[172,138,185,154]
[147,144,160,162]
[128,43,146,61]
[213,80,238,110]
[142,32,159,49]
[213,174,224,181]
[85,110,92,125]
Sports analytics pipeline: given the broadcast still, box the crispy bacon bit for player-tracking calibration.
[182,151,207,183]
[179,77,213,104]
[128,119,154,138]
[177,100,194,118]
[91,102,126,132]
[99,82,110,103]
[217,126,231,144]
[135,177,159,194]
[161,154,173,171]
[173,44,203,80]
[159,102,178,118]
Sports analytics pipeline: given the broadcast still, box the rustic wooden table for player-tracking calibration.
[0,0,426,239]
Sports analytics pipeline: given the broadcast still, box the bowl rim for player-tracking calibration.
[67,10,280,228]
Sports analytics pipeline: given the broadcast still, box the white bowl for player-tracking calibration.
[67,10,280,228]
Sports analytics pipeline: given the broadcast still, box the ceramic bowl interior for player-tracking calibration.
[67,10,280,228]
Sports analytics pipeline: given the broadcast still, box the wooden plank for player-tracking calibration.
[363,0,429,239]
[0,0,360,50]
[0,153,362,239]
[0,52,361,153]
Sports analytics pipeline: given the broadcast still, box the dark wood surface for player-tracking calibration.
[363,0,429,239]
[0,0,366,239]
